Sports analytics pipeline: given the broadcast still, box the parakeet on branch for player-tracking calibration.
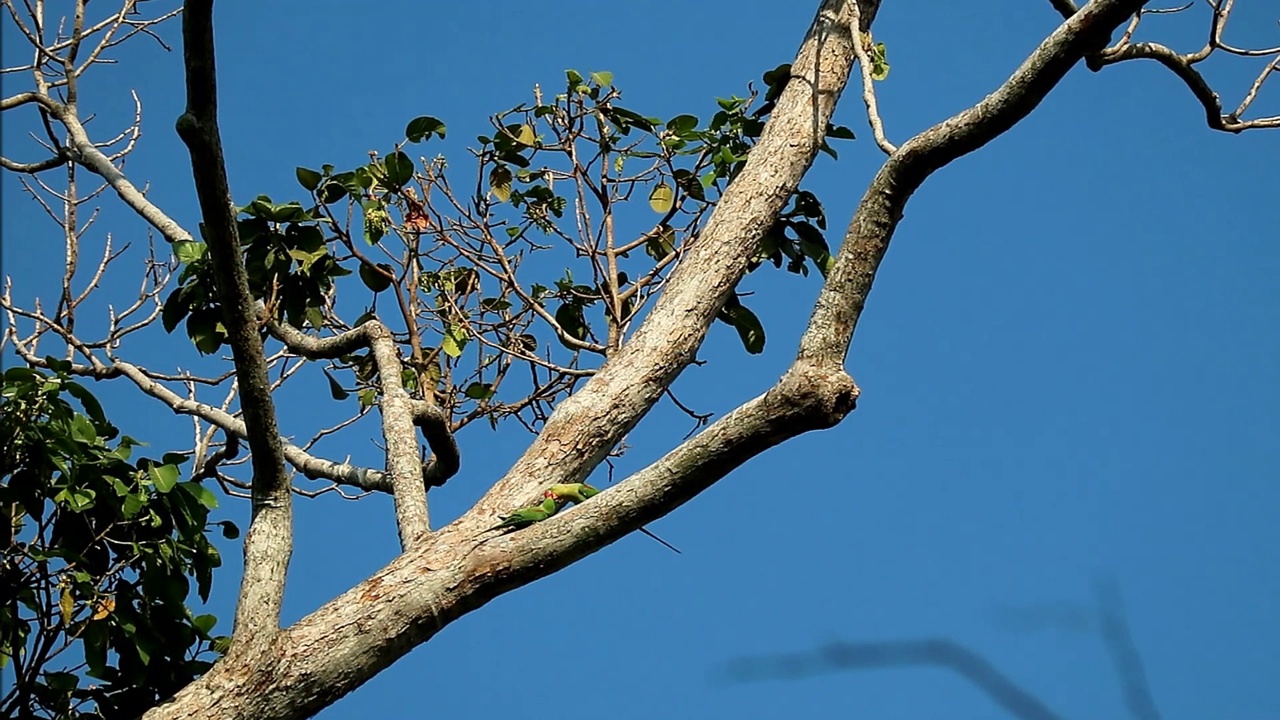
[486,494,558,532]
[481,482,681,553]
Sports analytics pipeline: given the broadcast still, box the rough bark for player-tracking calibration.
[142,1,1149,718]
[173,0,292,660]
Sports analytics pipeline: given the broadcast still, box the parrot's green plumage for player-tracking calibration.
[482,482,680,553]
[486,495,558,532]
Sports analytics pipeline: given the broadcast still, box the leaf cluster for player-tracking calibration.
[1,361,234,719]
[157,65,856,434]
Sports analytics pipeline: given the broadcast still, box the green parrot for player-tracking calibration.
[486,493,559,532]
[547,482,599,505]
[485,482,681,553]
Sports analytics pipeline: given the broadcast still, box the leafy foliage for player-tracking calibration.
[0,362,233,719]
[160,66,855,430]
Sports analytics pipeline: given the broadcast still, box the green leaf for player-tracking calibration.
[162,451,191,466]
[489,164,513,202]
[296,166,323,191]
[514,124,536,146]
[358,388,377,410]
[58,487,96,511]
[480,297,511,312]
[43,671,79,691]
[441,324,468,358]
[323,368,350,400]
[666,114,699,136]
[179,480,219,510]
[64,381,107,427]
[648,183,675,214]
[70,413,98,443]
[555,303,588,345]
[185,310,225,355]
[317,180,349,205]
[826,124,856,140]
[590,70,613,87]
[216,520,241,540]
[644,226,676,260]
[870,42,890,81]
[384,151,414,189]
[172,240,207,264]
[718,297,766,354]
[122,492,146,518]
[193,614,218,636]
[148,463,179,493]
[405,115,447,142]
[359,263,394,293]
[463,382,496,400]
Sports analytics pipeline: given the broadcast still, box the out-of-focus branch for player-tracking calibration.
[174,0,291,655]
[723,639,1067,720]
[1093,577,1162,720]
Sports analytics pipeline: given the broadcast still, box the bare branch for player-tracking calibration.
[0,151,67,172]
[1099,41,1280,131]
[849,4,896,155]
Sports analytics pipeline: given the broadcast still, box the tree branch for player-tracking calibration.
[798,0,1149,366]
[1098,41,1280,131]
[0,308,395,494]
[173,0,291,656]
[267,318,446,543]
[849,2,897,155]
[462,0,875,527]
[725,638,1068,720]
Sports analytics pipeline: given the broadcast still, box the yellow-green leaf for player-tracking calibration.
[648,183,674,214]
[871,42,890,81]
[515,124,536,146]
[442,324,468,358]
[490,165,513,203]
[60,586,74,626]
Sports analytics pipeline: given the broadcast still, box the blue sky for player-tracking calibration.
[3,1,1278,718]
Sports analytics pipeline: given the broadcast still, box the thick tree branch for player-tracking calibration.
[461,0,875,527]
[799,0,1149,365]
[148,5,1153,716]
[174,0,291,655]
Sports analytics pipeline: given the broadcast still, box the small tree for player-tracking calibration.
[1,1,1275,718]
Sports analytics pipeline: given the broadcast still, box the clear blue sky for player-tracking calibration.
[3,2,1278,718]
